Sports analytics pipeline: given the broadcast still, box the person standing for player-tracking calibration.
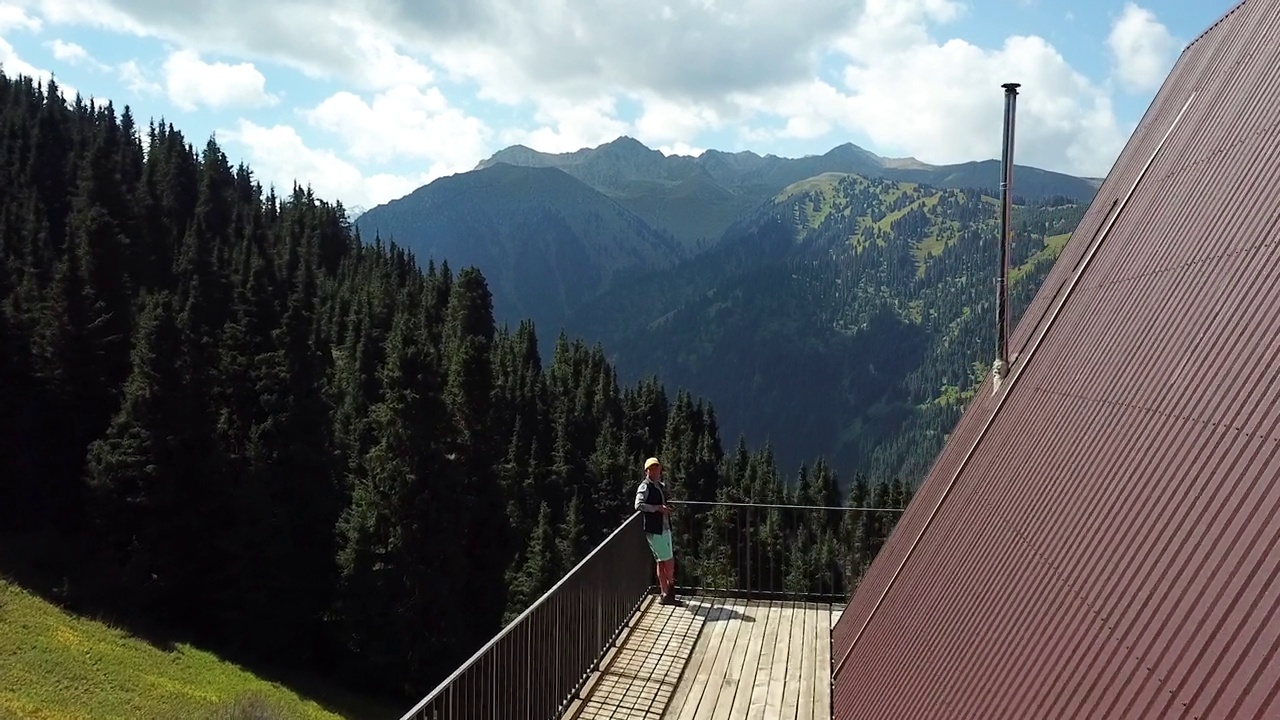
[635,457,682,606]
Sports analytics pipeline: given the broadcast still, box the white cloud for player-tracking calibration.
[117,59,159,94]
[15,0,863,101]
[336,18,434,90]
[724,0,1130,177]
[499,96,633,154]
[10,0,1156,185]
[0,3,41,33]
[843,35,1127,175]
[402,0,863,106]
[44,38,111,71]
[224,120,434,209]
[0,36,45,80]
[23,0,434,91]
[836,0,966,60]
[161,49,278,111]
[303,85,490,173]
[46,38,85,62]
[1107,3,1178,93]
[659,142,706,158]
[633,96,721,147]
[0,35,84,101]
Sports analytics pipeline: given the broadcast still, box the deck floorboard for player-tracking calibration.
[563,597,836,720]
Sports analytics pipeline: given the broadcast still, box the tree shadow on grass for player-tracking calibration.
[0,530,400,720]
[0,528,184,652]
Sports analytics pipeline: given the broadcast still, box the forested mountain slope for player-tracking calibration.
[353,136,1091,491]
[353,162,685,342]
[571,172,1087,480]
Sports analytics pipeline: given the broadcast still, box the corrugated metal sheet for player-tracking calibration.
[830,0,1280,717]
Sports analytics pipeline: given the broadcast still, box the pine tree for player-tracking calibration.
[83,291,193,622]
[334,301,464,695]
[557,491,588,572]
[442,267,510,648]
[587,415,631,538]
[505,502,556,623]
[784,525,815,595]
[660,389,696,499]
[694,484,737,591]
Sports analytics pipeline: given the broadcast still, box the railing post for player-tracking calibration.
[744,504,753,600]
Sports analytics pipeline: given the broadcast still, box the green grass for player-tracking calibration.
[873,191,937,233]
[1010,232,1072,284]
[782,173,864,231]
[0,580,390,720]
[774,172,853,203]
[1044,231,1072,254]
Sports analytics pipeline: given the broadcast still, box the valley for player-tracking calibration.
[357,138,1090,485]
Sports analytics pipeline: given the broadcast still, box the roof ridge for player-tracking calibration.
[1184,0,1250,52]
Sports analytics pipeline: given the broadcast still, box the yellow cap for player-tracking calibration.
[644,457,661,470]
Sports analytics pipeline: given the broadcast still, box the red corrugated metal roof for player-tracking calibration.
[830,1,1280,717]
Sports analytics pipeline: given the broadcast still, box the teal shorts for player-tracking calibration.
[646,529,674,562]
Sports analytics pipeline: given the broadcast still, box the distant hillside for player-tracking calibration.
[354,136,1095,482]
[476,136,1099,247]
[565,172,1088,479]
[354,162,684,339]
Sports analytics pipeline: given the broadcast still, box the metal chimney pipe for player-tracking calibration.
[995,82,1019,382]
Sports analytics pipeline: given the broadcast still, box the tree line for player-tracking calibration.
[0,72,909,706]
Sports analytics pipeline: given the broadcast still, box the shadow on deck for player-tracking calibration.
[563,595,843,720]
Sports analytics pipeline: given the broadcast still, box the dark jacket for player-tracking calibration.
[634,478,669,535]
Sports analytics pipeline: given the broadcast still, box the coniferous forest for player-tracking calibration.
[0,73,910,707]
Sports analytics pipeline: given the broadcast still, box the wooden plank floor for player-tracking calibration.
[564,595,704,720]
[563,596,837,720]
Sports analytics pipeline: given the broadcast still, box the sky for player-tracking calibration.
[0,0,1239,212]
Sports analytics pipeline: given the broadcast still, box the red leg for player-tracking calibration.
[659,559,674,594]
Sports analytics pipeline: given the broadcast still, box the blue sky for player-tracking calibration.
[0,0,1237,211]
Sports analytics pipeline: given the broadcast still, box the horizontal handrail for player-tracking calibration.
[674,500,905,512]
[398,511,650,720]
[666,500,907,604]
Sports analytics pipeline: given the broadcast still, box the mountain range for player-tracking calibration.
[354,136,1092,481]
[474,136,1098,248]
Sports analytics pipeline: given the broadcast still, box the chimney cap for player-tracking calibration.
[1002,82,1021,91]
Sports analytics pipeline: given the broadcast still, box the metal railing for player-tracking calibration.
[667,501,907,603]
[398,511,653,720]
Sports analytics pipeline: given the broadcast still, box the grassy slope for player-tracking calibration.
[776,173,1001,269]
[0,580,392,720]
[1011,232,1072,283]
[772,176,1078,412]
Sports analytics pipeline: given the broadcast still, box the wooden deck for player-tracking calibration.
[563,595,841,720]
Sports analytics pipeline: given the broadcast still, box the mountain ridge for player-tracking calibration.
[470,136,1100,247]
[355,162,684,338]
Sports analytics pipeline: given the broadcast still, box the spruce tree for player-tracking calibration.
[442,267,510,648]
[505,502,556,623]
[334,300,463,695]
[83,291,192,622]
[557,491,588,572]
